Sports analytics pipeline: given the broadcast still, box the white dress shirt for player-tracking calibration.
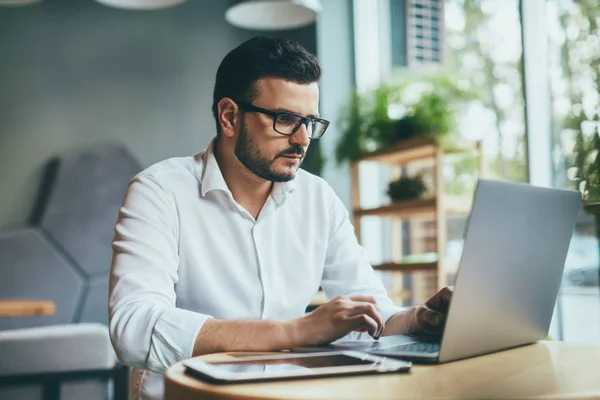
[108,140,403,400]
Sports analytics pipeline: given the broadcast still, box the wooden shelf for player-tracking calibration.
[0,300,56,317]
[355,198,435,218]
[357,137,479,165]
[373,261,437,272]
[350,136,483,293]
[353,196,471,219]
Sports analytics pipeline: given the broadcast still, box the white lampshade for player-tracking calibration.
[226,0,321,31]
[0,0,41,5]
[94,0,186,10]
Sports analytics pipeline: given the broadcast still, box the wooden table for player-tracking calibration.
[0,300,56,317]
[165,341,600,399]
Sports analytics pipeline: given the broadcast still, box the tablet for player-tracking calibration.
[183,351,412,384]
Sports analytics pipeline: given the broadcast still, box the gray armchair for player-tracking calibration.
[0,323,127,400]
[0,145,141,400]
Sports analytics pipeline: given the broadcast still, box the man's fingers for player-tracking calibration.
[442,286,454,302]
[331,296,383,338]
[348,313,380,337]
[415,306,445,334]
[346,303,384,338]
[425,286,454,313]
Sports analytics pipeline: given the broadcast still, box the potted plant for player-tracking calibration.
[387,175,428,202]
[564,112,600,289]
[566,116,600,212]
[335,73,473,165]
[582,132,600,211]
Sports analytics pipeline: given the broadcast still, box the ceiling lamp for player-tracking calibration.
[94,0,186,10]
[226,0,321,31]
[0,0,41,5]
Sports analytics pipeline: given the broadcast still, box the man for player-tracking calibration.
[109,36,452,400]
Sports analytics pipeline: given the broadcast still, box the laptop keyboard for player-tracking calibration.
[389,342,440,354]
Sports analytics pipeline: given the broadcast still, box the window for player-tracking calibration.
[391,0,444,67]
[408,0,444,64]
[543,0,600,342]
[353,3,600,341]
[354,0,527,306]
[444,0,527,182]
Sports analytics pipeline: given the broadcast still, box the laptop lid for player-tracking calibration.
[438,179,581,362]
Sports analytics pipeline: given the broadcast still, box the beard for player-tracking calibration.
[234,118,305,182]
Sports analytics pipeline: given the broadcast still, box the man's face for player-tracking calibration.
[234,78,319,182]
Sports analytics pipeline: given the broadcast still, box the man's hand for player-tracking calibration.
[297,295,384,345]
[193,289,451,357]
[193,295,385,355]
[383,286,454,336]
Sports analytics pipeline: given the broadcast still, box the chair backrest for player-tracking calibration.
[0,144,141,331]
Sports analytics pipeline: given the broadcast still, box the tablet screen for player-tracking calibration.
[207,354,377,373]
[183,351,412,382]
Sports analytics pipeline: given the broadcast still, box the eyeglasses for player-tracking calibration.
[236,101,330,139]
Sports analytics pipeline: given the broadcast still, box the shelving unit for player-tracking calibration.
[351,137,484,305]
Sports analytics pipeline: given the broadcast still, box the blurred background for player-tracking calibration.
[0,0,599,397]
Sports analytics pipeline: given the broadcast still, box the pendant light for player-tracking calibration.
[225,0,321,31]
[94,0,186,10]
[0,0,42,5]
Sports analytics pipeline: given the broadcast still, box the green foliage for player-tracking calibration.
[564,110,600,203]
[369,84,398,147]
[445,156,480,196]
[555,0,600,204]
[335,73,474,165]
[335,91,368,165]
[489,153,528,182]
[387,175,428,202]
[586,132,600,201]
[572,128,591,190]
[414,93,452,134]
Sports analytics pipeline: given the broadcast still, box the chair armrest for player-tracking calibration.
[0,323,115,376]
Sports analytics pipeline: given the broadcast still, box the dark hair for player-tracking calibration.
[212,36,322,135]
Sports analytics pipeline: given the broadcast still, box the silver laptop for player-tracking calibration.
[299,179,582,363]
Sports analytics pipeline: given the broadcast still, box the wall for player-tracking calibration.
[0,0,316,232]
[316,0,355,208]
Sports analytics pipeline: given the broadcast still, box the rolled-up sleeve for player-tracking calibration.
[108,174,211,373]
[320,189,404,339]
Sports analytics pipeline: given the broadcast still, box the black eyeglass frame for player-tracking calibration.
[236,101,330,139]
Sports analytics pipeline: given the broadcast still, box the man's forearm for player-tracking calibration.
[193,318,305,356]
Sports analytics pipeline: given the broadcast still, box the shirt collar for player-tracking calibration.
[199,139,232,198]
[199,139,296,206]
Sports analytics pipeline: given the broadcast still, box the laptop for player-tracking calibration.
[297,179,582,363]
